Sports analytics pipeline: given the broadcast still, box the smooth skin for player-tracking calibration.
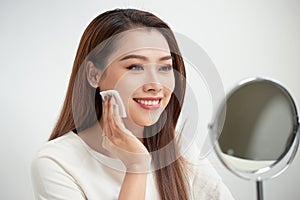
[81,29,174,200]
[102,95,150,200]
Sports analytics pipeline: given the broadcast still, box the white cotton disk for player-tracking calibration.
[100,90,127,118]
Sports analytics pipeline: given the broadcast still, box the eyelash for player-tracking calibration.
[126,64,173,71]
[159,65,172,71]
[126,65,144,71]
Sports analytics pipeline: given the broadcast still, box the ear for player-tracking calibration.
[86,61,102,88]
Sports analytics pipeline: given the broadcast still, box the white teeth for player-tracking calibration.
[136,99,159,106]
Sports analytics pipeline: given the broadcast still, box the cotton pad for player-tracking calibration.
[100,90,127,118]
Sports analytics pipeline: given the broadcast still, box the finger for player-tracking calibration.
[100,95,106,133]
[107,94,116,138]
[112,103,121,121]
[108,95,114,120]
[112,103,127,131]
[110,96,130,140]
[102,95,111,138]
[100,93,107,102]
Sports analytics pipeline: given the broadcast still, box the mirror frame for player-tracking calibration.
[210,77,300,181]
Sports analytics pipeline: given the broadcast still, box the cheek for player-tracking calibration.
[106,72,176,112]
[110,74,140,111]
[163,73,175,97]
[162,87,173,107]
[161,72,175,91]
[99,68,128,91]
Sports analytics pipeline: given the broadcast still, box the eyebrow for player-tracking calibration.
[119,54,173,62]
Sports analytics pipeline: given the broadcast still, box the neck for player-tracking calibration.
[78,122,116,157]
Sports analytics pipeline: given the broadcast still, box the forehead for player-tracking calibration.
[108,28,170,62]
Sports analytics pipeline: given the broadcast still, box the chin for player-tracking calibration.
[133,117,160,127]
[127,103,168,129]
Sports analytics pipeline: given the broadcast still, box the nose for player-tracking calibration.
[143,82,163,93]
[142,69,163,93]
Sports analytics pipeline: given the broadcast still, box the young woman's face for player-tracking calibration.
[98,29,175,126]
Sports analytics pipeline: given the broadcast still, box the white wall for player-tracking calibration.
[1,0,299,199]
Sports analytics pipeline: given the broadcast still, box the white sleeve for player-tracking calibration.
[31,156,87,200]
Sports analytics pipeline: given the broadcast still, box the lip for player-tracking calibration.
[133,97,162,110]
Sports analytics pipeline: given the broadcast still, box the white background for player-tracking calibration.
[1,0,299,199]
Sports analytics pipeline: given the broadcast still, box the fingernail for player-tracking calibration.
[109,95,112,100]
[104,96,107,101]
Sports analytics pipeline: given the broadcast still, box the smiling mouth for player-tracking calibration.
[133,97,162,110]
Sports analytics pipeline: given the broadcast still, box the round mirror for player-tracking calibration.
[209,77,299,199]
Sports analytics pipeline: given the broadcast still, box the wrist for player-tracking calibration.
[125,154,152,173]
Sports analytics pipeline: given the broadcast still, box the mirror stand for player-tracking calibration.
[256,179,263,200]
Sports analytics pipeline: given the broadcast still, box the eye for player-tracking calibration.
[126,64,144,71]
[159,65,173,71]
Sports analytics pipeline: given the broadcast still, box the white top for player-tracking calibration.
[31,132,234,200]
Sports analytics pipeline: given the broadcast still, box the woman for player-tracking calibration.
[31,8,234,200]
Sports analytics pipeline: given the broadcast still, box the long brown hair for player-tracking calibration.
[49,8,190,200]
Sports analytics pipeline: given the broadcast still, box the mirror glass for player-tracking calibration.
[212,78,299,178]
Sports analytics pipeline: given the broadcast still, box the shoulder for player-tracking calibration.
[31,132,90,188]
[35,132,84,154]
[31,132,89,199]
[32,132,89,168]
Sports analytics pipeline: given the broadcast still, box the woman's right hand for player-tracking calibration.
[101,95,151,173]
